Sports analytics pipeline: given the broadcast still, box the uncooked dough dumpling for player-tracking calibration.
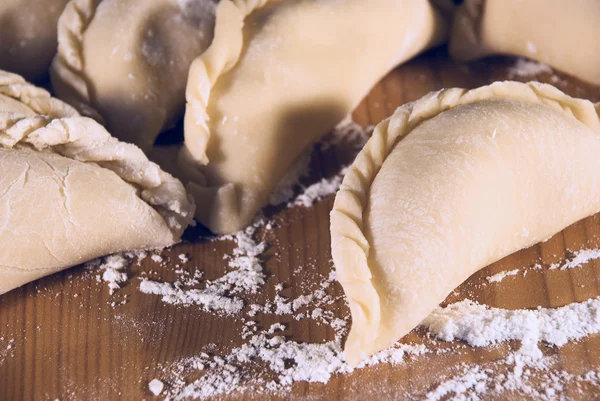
[0,0,69,81]
[182,0,447,234]
[449,0,600,85]
[51,0,217,151]
[0,70,195,295]
[330,81,600,364]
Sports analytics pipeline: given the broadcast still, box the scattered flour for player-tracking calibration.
[0,337,15,363]
[422,297,600,349]
[270,116,372,208]
[139,218,268,315]
[88,254,131,295]
[288,171,346,208]
[319,115,373,151]
[486,268,520,283]
[508,58,553,78]
[484,248,600,284]
[166,324,428,400]
[549,248,600,270]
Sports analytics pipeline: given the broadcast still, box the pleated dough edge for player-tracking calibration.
[50,0,104,121]
[1,70,196,242]
[330,80,600,365]
[183,0,273,165]
[0,70,78,119]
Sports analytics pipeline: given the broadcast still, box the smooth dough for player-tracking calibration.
[330,81,600,365]
[182,0,447,234]
[51,0,216,151]
[0,0,69,81]
[0,70,195,295]
[449,0,600,85]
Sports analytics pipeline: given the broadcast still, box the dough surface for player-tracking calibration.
[182,0,447,234]
[330,81,600,365]
[0,70,195,295]
[0,0,69,81]
[51,0,216,151]
[449,0,600,85]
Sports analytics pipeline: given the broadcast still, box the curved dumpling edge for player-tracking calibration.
[329,81,600,365]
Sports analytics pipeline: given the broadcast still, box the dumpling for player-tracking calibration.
[181,0,447,234]
[330,81,600,364]
[0,0,69,81]
[51,0,216,151]
[0,70,195,295]
[449,0,600,85]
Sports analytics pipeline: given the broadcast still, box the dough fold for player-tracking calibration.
[51,0,216,150]
[0,0,69,81]
[330,81,600,365]
[0,70,195,294]
[182,0,447,234]
[449,0,600,85]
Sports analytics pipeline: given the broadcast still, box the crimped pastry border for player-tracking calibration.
[0,70,195,238]
[330,81,600,365]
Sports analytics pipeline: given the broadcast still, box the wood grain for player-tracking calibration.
[2,47,600,401]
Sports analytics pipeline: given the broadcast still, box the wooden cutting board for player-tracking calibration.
[2,47,600,401]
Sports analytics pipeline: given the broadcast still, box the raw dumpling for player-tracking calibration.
[51,0,216,151]
[449,0,600,85]
[182,0,447,234]
[0,0,69,81]
[0,70,195,295]
[330,81,600,364]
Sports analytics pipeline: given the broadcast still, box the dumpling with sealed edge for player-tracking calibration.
[181,0,448,235]
[0,70,195,295]
[449,0,600,85]
[0,0,69,81]
[51,0,217,151]
[330,81,600,365]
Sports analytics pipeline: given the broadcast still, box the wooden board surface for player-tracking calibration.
[2,47,600,401]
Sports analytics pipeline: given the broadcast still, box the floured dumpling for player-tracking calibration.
[0,70,195,295]
[182,0,447,234]
[51,0,216,151]
[330,81,600,364]
[449,0,600,85]
[0,0,69,81]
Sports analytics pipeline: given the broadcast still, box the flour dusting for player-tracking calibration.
[486,268,520,283]
[508,58,553,78]
[485,247,600,284]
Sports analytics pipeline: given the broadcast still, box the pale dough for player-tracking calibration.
[0,70,195,295]
[0,0,69,81]
[51,0,216,151]
[330,81,600,365]
[449,0,600,85]
[182,0,447,234]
